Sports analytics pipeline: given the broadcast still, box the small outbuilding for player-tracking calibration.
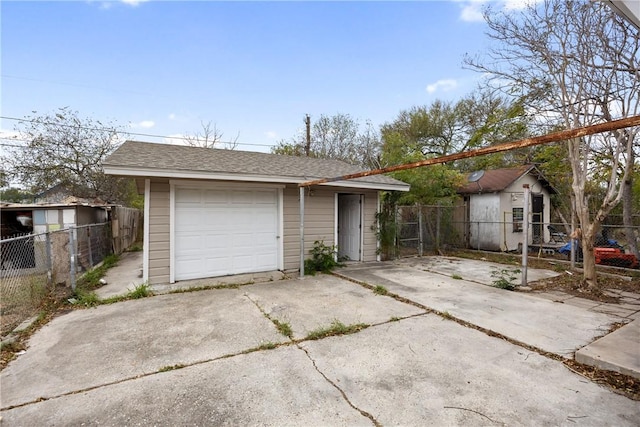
[457,164,557,252]
[104,141,409,285]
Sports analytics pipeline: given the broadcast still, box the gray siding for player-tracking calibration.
[283,185,379,270]
[283,185,336,271]
[148,179,170,284]
[146,180,381,283]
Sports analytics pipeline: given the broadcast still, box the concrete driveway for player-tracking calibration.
[1,262,638,426]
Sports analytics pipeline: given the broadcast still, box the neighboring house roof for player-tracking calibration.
[458,164,557,195]
[103,140,410,192]
[0,201,112,210]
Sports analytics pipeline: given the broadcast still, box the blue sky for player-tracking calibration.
[1,0,518,153]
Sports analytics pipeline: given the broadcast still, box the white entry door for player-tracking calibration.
[174,186,279,281]
[338,194,362,261]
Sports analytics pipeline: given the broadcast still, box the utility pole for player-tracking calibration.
[305,114,311,156]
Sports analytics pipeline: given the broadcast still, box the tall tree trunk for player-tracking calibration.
[621,150,639,260]
[569,137,599,290]
[581,222,598,290]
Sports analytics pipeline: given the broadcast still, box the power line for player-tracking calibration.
[0,115,277,149]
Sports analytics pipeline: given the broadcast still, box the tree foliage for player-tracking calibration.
[379,90,530,205]
[2,107,137,205]
[466,0,640,288]
[271,113,382,169]
[380,90,529,173]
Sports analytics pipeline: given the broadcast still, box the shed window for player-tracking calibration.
[513,207,523,232]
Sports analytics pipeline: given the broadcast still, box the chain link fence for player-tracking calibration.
[392,204,640,269]
[1,223,111,337]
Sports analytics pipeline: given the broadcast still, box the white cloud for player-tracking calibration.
[130,120,155,129]
[459,0,486,23]
[120,0,149,6]
[426,79,459,94]
[503,0,539,11]
[456,0,540,22]
[265,131,277,140]
[168,113,177,120]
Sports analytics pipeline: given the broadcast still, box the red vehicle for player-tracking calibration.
[594,247,639,269]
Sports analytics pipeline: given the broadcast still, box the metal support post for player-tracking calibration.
[522,185,530,287]
[299,186,305,278]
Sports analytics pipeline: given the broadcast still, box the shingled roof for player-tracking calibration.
[458,164,557,195]
[103,140,409,191]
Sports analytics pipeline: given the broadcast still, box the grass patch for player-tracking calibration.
[76,254,120,290]
[254,342,278,351]
[451,274,463,280]
[305,320,369,341]
[70,290,101,307]
[167,282,250,294]
[273,319,293,338]
[126,243,143,252]
[71,283,154,307]
[373,285,388,295]
[389,316,401,322]
[126,283,153,299]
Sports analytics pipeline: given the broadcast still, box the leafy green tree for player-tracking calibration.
[0,187,34,203]
[2,107,137,205]
[381,90,530,173]
[380,90,529,204]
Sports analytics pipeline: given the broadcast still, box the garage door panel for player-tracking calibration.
[203,189,229,204]
[203,236,232,250]
[174,187,279,281]
[253,191,277,204]
[175,233,202,250]
[176,188,203,203]
[176,209,203,226]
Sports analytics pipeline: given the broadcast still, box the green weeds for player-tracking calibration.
[490,267,521,291]
[305,320,369,340]
[373,285,388,295]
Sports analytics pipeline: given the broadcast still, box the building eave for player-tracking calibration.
[103,165,410,192]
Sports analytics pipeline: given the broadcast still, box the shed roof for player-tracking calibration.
[104,140,410,191]
[458,164,557,195]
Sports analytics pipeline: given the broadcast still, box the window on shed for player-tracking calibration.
[513,207,523,232]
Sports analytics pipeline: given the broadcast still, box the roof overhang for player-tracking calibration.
[603,0,640,30]
[104,165,410,192]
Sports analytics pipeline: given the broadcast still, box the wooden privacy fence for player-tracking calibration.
[110,206,142,254]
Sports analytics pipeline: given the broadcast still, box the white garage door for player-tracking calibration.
[174,187,279,281]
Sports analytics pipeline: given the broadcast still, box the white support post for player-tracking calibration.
[522,184,530,287]
[299,186,305,278]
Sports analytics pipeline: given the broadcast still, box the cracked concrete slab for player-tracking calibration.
[244,274,424,339]
[0,288,286,408]
[337,264,618,356]
[1,346,369,426]
[2,266,637,425]
[398,256,561,285]
[300,315,639,426]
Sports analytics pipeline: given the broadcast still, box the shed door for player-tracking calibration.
[338,194,362,261]
[174,187,279,281]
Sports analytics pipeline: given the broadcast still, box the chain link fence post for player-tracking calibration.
[45,232,53,287]
[69,227,77,291]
